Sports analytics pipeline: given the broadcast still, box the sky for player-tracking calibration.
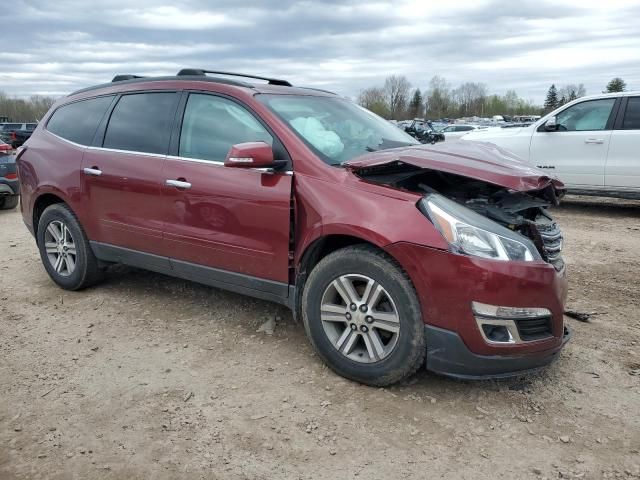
[1,0,639,103]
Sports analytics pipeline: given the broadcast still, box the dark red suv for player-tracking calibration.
[17,69,569,386]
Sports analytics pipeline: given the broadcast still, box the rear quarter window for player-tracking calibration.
[47,96,114,145]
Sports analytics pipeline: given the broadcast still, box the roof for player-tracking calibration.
[68,69,338,98]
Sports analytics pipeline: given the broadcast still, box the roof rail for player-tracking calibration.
[176,69,292,87]
[112,74,146,82]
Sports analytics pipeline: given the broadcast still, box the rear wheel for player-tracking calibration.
[0,195,19,210]
[37,203,103,290]
[302,245,426,386]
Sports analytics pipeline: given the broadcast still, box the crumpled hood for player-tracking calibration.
[346,140,564,193]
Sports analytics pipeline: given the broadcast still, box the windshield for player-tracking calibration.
[257,94,419,165]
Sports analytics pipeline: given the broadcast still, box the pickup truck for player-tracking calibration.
[463,91,640,199]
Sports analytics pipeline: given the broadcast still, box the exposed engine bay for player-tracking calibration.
[355,162,564,269]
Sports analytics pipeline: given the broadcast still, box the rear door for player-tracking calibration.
[605,96,640,192]
[529,98,618,187]
[81,91,179,256]
[161,91,292,295]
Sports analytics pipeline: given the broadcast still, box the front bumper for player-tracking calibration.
[425,324,570,379]
[386,242,569,374]
[0,179,19,196]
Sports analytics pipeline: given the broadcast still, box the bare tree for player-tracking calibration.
[452,82,487,117]
[0,92,57,122]
[557,84,586,105]
[383,75,411,119]
[357,87,390,118]
[425,75,452,119]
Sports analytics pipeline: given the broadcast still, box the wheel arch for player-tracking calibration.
[32,192,70,238]
[292,230,399,322]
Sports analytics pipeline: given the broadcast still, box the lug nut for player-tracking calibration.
[360,325,369,333]
[359,305,368,313]
[345,313,352,320]
[365,316,373,324]
[350,323,357,331]
[350,303,357,311]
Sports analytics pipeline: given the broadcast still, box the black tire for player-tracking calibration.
[37,203,103,290]
[0,195,19,210]
[301,245,426,386]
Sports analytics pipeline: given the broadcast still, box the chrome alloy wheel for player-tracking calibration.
[320,274,400,363]
[44,220,77,277]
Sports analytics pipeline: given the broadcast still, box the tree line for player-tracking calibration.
[359,76,630,120]
[0,75,631,123]
[0,92,56,122]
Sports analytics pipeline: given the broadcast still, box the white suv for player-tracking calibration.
[463,92,640,199]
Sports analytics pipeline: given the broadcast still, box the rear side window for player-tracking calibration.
[103,93,177,155]
[622,97,640,130]
[179,94,272,161]
[47,96,113,145]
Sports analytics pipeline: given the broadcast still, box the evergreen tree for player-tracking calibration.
[605,77,627,93]
[544,84,558,112]
[408,88,423,118]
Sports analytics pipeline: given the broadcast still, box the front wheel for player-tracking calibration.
[302,245,426,386]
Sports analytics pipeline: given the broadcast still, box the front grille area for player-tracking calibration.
[515,316,553,341]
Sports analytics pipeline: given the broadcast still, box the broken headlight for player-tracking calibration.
[418,194,541,262]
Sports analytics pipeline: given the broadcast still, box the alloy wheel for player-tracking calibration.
[44,220,77,277]
[320,274,400,363]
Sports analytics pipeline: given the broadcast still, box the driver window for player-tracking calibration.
[555,98,616,132]
[179,94,272,162]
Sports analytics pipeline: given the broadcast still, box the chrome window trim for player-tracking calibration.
[46,130,292,175]
[44,130,87,149]
[87,145,167,159]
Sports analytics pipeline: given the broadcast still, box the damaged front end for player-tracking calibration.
[351,160,565,270]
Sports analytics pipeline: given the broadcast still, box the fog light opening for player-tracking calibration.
[481,324,512,343]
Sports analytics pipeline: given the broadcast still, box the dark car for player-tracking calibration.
[0,143,20,209]
[404,119,445,144]
[0,122,37,146]
[17,69,569,386]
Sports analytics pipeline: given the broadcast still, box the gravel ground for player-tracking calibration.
[1,196,639,479]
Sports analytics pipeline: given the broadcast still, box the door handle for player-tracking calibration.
[165,179,192,189]
[83,167,102,176]
[585,138,604,144]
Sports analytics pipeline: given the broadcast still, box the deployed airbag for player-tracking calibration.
[290,117,344,157]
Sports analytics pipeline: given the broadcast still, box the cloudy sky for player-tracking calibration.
[2,0,639,103]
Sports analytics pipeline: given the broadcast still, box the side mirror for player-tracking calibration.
[224,142,274,169]
[544,116,558,131]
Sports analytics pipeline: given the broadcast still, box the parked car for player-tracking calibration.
[441,124,487,140]
[404,119,445,144]
[8,128,34,148]
[17,69,569,386]
[0,123,37,145]
[0,144,19,209]
[463,92,640,199]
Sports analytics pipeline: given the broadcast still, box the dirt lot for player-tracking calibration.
[1,196,639,479]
